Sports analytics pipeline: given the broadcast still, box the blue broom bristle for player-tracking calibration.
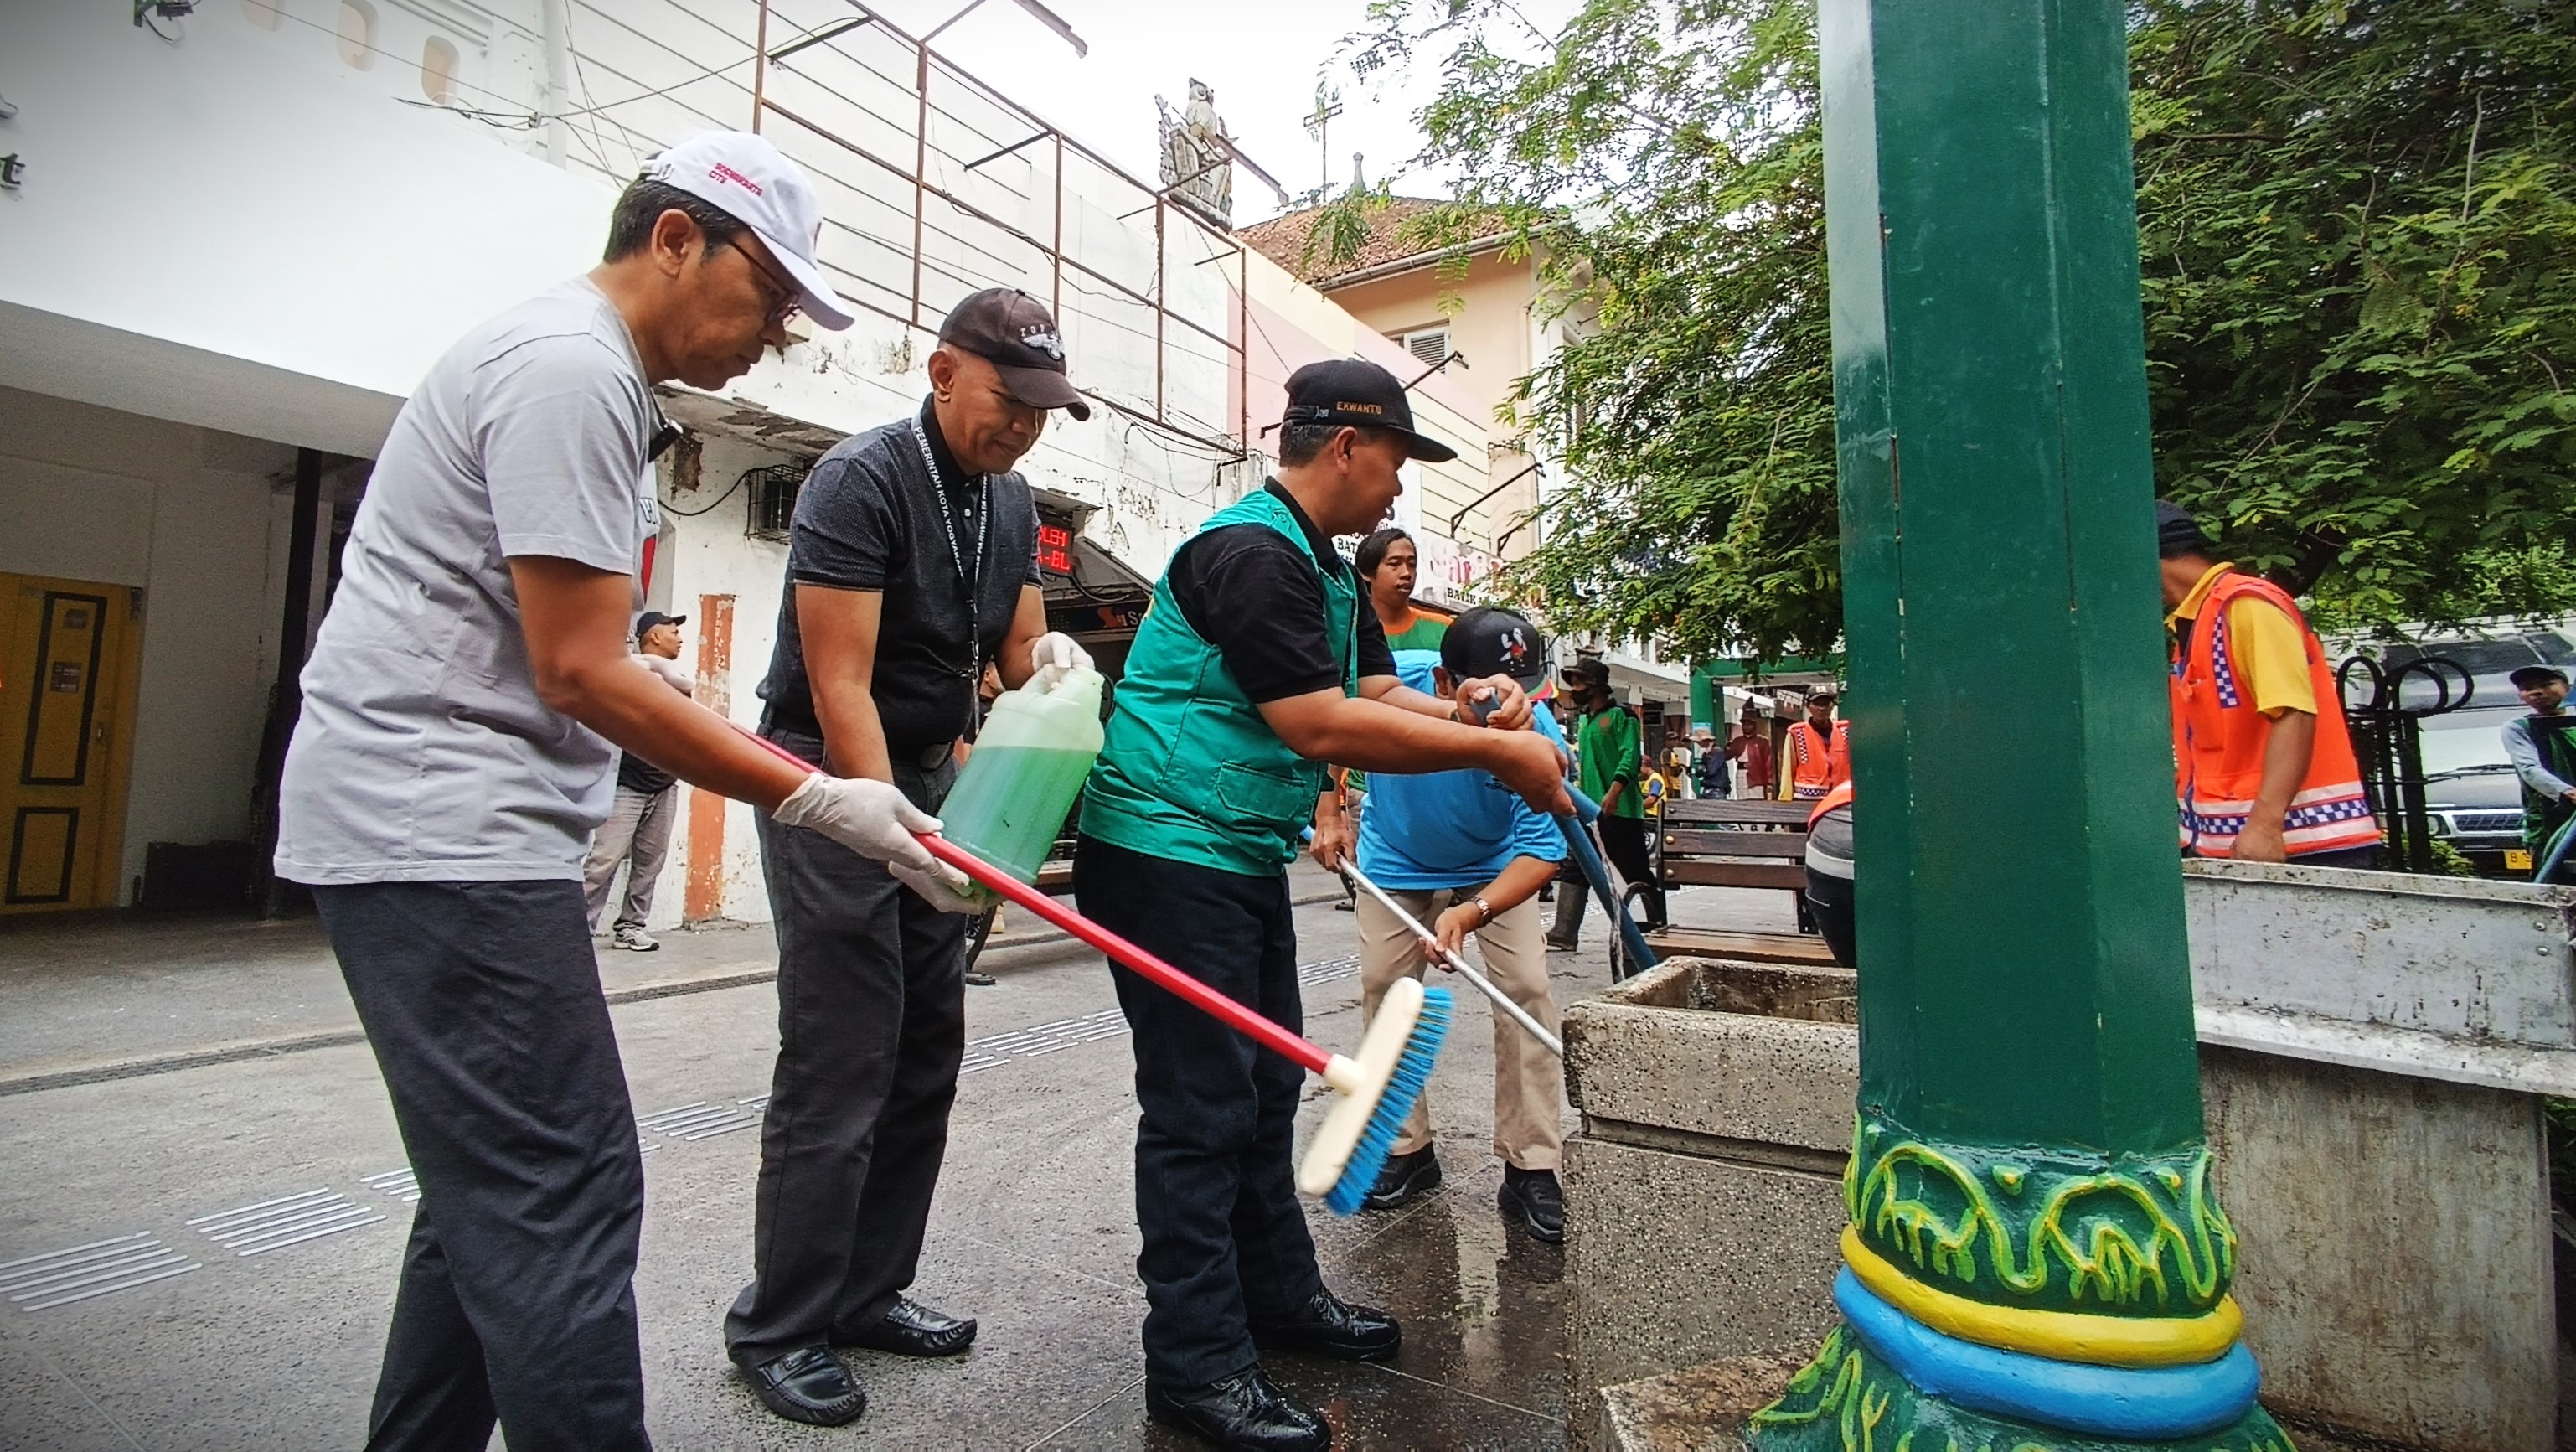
[1324,987,1454,1216]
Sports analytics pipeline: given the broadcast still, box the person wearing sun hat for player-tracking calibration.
[273,131,978,1450]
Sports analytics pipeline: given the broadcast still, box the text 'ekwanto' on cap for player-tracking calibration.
[1281,359,1459,464]
[938,288,1091,421]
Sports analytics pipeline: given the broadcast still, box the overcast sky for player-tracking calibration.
[856,0,1486,222]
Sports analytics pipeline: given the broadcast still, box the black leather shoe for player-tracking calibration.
[1500,1165,1566,1243]
[1249,1287,1401,1362]
[737,1346,866,1427]
[1359,1145,1441,1212]
[836,1294,977,1356]
[1145,1367,1330,1451]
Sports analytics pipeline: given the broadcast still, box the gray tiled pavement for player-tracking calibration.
[0,868,1747,1448]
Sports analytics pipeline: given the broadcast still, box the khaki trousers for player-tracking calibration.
[1355,889,1565,1170]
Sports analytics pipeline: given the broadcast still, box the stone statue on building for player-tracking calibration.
[1155,79,1233,228]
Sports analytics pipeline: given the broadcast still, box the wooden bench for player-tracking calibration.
[1656,798,1810,891]
[1644,798,1833,963]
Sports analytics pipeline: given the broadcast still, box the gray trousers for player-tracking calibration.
[312,880,648,1452]
[725,735,967,1362]
[582,785,676,933]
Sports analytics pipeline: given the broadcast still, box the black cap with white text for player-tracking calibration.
[1281,358,1459,463]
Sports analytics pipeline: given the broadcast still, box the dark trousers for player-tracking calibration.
[312,880,648,1452]
[725,736,967,1362]
[1804,869,1856,971]
[1598,814,1665,927]
[1071,835,1324,1389]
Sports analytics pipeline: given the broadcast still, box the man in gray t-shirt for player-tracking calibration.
[276,132,974,1449]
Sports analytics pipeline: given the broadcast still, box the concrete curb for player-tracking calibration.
[0,889,1353,1097]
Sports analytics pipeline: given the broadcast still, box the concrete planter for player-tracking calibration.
[1562,864,2576,1451]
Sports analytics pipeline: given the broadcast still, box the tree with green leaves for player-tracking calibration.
[1324,0,2575,662]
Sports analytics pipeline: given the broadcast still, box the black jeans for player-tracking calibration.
[1804,869,1856,971]
[1598,814,1665,927]
[1071,835,1324,1389]
[725,735,967,1362]
[312,880,648,1452]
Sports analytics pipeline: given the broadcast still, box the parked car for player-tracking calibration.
[2364,628,2576,712]
[2413,706,2533,876]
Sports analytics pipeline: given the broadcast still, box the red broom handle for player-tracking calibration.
[734,724,1330,1073]
[915,835,1329,1072]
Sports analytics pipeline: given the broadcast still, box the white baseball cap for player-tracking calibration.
[640,132,854,332]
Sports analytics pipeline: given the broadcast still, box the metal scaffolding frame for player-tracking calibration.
[746,0,1251,459]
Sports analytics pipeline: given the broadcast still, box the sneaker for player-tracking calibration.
[611,925,660,952]
[1500,1165,1564,1243]
[1360,1145,1442,1211]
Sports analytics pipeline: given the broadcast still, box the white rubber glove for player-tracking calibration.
[636,653,694,695]
[1028,631,1095,694]
[771,774,983,913]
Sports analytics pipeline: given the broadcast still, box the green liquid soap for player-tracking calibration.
[938,666,1105,887]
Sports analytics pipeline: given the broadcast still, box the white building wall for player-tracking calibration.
[0,388,298,902]
[6,0,1500,917]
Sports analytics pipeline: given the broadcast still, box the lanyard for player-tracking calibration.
[906,413,990,698]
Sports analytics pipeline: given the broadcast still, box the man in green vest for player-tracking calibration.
[2506,665,2576,880]
[1076,359,1572,1451]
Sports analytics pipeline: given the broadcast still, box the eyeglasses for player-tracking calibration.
[717,237,803,327]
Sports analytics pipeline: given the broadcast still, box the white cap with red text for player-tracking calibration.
[640,132,855,331]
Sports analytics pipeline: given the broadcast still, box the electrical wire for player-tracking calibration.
[659,462,786,518]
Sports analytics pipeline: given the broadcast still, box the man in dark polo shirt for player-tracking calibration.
[730,289,1097,1425]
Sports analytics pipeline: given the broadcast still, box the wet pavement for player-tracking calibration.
[0,870,1706,1449]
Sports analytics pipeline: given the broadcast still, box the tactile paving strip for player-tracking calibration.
[188,1189,385,1257]
[359,1168,421,1204]
[636,1099,760,1141]
[0,1233,199,1311]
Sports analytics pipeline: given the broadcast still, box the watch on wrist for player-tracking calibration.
[1473,895,1494,926]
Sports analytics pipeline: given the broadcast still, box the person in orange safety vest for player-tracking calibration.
[1789,690,1851,801]
[2158,500,2381,866]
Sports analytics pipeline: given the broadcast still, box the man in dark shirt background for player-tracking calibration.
[728,289,1097,1426]
[581,610,693,949]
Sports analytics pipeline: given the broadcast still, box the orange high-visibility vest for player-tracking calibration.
[1790,718,1849,800]
[2169,569,2380,858]
[1807,779,1853,828]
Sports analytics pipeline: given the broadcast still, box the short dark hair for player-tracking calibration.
[603,178,748,262]
[2155,498,2214,561]
[1355,526,1412,576]
[1277,421,1391,468]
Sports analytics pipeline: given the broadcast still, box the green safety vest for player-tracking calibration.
[1082,488,1359,876]
[2515,713,2576,852]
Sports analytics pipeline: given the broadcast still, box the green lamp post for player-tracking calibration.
[1744,0,2289,1447]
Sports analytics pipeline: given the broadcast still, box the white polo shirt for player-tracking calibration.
[276,278,663,884]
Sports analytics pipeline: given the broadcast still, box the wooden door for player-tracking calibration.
[0,574,142,912]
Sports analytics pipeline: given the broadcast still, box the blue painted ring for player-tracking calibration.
[1834,1269,2261,1439]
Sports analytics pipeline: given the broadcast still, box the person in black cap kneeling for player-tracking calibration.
[1076,359,1572,1449]
[727,287,1101,1424]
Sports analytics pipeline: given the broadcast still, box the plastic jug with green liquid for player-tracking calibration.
[937,664,1105,891]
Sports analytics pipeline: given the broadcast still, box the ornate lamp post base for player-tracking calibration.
[1750,1325,2290,1452]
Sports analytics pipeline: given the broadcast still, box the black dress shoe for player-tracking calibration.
[836,1294,977,1356]
[737,1346,867,1427]
[1359,1145,1441,1212]
[1500,1165,1566,1243]
[1249,1287,1401,1362]
[1145,1367,1330,1451]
